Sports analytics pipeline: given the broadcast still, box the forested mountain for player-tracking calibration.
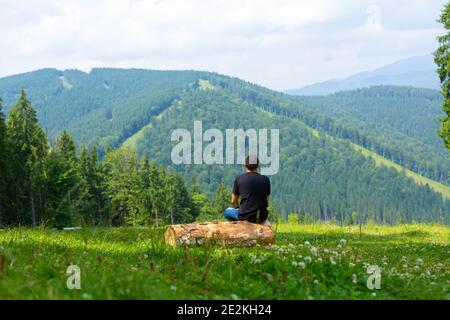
[0,68,209,148]
[0,68,448,224]
[292,87,450,183]
[287,54,439,95]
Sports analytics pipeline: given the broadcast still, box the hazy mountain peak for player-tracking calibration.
[287,54,439,96]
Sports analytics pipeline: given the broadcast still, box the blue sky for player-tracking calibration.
[0,0,447,90]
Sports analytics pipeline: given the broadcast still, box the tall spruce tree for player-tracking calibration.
[435,2,450,150]
[148,162,165,227]
[165,172,194,224]
[213,181,231,219]
[79,145,106,225]
[7,89,48,226]
[0,99,7,227]
[44,130,80,227]
[103,147,142,226]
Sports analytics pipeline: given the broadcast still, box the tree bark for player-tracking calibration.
[164,220,275,247]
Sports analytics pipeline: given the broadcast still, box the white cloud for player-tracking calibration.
[0,0,446,90]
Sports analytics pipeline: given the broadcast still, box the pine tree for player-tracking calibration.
[165,172,194,224]
[435,2,450,150]
[189,176,202,195]
[0,99,7,227]
[139,156,154,225]
[148,162,165,227]
[7,89,48,226]
[189,176,202,218]
[70,145,106,226]
[213,180,230,219]
[102,147,142,226]
[44,130,80,227]
[53,130,77,162]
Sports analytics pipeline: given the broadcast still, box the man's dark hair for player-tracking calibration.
[245,155,260,171]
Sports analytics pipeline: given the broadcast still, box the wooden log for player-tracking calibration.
[164,220,275,247]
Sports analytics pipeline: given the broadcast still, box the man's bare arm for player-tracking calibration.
[231,193,239,208]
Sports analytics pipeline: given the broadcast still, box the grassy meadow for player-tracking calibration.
[0,223,448,300]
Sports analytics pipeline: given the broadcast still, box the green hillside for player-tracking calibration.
[351,144,450,200]
[292,86,449,183]
[302,126,450,200]
[0,69,449,223]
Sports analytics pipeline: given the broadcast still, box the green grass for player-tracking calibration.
[121,100,183,149]
[121,123,153,149]
[352,144,450,200]
[0,223,448,300]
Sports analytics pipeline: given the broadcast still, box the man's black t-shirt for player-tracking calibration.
[232,172,271,223]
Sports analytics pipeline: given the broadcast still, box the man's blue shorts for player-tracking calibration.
[224,208,239,221]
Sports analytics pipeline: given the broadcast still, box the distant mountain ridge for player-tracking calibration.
[287,55,440,95]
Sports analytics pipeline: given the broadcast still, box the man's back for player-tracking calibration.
[233,172,271,223]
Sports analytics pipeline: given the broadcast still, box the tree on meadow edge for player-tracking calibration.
[435,2,450,150]
[147,161,166,227]
[6,89,48,226]
[78,145,106,225]
[168,172,196,223]
[0,99,8,227]
[102,147,142,226]
[44,130,81,227]
[213,181,231,219]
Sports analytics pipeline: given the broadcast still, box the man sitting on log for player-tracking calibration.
[224,155,271,226]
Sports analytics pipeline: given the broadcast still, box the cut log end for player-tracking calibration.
[164,221,275,247]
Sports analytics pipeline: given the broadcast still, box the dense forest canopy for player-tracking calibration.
[0,69,448,226]
[292,87,449,183]
[435,1,450,151]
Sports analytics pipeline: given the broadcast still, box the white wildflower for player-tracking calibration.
[305,256,312,263]
[82,293,92,299]
[251,256,262,264]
